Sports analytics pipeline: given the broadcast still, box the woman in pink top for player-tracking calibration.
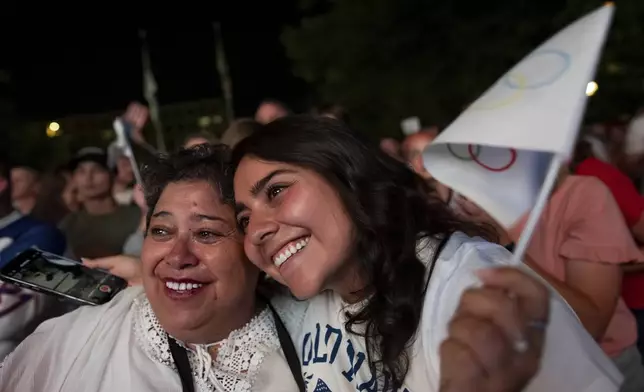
[457,173,644,392]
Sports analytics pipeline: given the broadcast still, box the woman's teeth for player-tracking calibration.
[273,237,310,267]
[165,281,203,291]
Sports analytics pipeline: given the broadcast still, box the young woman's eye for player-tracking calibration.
[266,184,287,201]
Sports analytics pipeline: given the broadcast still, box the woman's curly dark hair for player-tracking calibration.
[140,144,235,230]
[231,115,490,388]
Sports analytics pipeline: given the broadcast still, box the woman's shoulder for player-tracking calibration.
[422,231,513,276]
[36,286,141,330]
[2,287,142,363]
[0,287,143,387]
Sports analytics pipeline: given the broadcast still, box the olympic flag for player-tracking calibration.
[422,4,614,261]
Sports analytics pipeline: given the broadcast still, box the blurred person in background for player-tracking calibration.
[402,129,452,202]
[111,152,136,206]
[254,99,290,125]
[314,103,350,124]
[0,155,67,360]
[182,131,218,149]
[121,184,147,257]
[623,108,644,192]
[220,119,261,148]
[10,165,40,215]
[572,137,644,362]
[30,171,71,225]
[401,128,439,176]
[59,148,140,259]
[60,167,82,213]
[379,137,403,161]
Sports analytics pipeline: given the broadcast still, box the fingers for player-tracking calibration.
[476,267,550,323]
[439,339,484,392]
[456,287,524,352]
[447,313,513,375]
[82,257,117,271]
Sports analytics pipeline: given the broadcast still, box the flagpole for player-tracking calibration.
[139,30,167,153]
[213,22,235,123]
[511,153,565,264]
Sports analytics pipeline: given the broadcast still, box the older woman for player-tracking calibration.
[0,145,300,392]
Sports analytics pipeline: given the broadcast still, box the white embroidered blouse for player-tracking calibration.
[0,287,298,392]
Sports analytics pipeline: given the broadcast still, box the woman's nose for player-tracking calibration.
[248,215,279,246]
[165,234,198,269]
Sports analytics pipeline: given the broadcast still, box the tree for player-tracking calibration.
[283,0,644,138]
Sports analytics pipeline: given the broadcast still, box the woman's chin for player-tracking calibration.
[159,316,206,343]
[288,282,324,301]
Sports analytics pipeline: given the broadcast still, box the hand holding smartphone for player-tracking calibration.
[0,249,128,306]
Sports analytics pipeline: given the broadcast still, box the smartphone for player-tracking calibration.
[0,248,128,306]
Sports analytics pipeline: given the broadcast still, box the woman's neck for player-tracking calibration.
[330,260,370,304]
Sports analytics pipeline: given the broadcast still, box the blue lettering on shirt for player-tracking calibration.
[301,322,411,391]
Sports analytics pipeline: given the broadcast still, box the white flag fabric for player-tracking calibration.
[423,4,614,228]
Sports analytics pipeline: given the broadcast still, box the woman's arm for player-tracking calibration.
[524,257,621,340]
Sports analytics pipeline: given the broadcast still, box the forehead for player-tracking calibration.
[155,181,228,211]
[235,158,284,185]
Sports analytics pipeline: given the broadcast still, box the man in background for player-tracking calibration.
[0,155,66,359]
[60,148,140,259]
[10,165,40,215]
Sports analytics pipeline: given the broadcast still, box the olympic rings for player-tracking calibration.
[468,145,517,172]
[504,49,571,90]
[446,144,518,172]
[469,74,527,111]
[447,144,480,161]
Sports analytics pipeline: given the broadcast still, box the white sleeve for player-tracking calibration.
[420,234,623,392]
[0,287,141,391]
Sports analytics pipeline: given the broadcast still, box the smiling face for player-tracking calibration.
[234,157,356,300]
[141,180,258,343]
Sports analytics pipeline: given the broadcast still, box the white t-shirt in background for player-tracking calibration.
[272,232,623,391]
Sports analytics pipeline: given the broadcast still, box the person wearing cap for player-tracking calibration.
[59,147,140,259]
[0,155,67,360]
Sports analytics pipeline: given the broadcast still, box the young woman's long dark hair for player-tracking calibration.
[231,115,488,388]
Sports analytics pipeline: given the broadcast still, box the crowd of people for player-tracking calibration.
[0,99,643,391]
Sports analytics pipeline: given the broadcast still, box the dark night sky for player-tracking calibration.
[7,3,310,122]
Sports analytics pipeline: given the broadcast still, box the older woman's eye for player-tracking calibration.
[196,230,221,242]
[150,227,168,236]
[149,227,172,240]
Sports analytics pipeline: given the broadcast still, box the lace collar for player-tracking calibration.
[133,294,279,392]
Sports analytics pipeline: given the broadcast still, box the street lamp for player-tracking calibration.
[46,122,61,138]
[586,81,599,97]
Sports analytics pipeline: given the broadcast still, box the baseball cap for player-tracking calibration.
[68,147,109,171]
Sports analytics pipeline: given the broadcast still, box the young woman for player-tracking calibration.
[231,115,623,391]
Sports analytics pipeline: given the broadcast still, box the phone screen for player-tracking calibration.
[0,249,127,306]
